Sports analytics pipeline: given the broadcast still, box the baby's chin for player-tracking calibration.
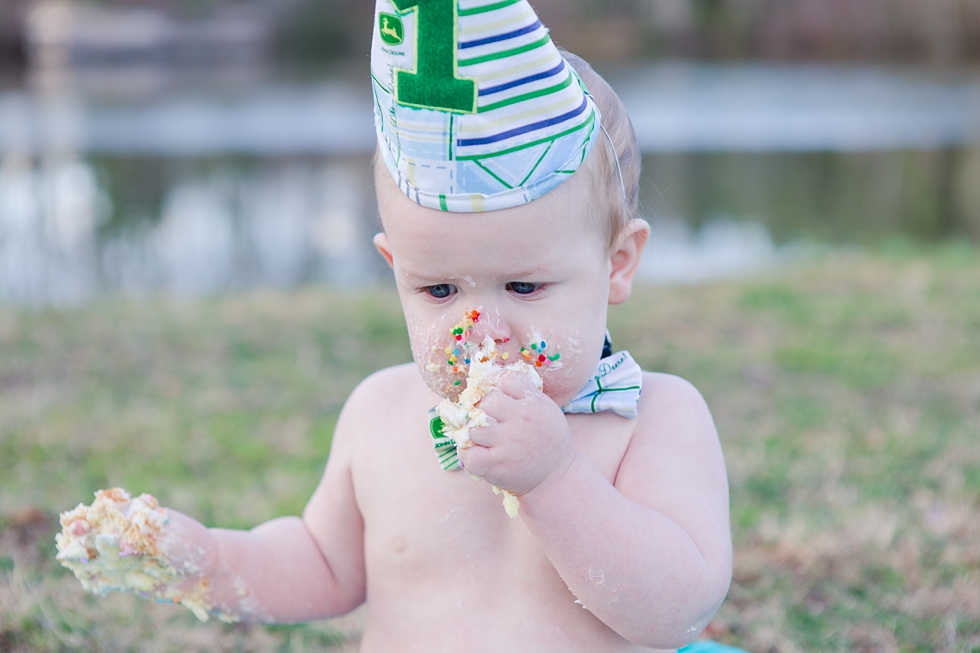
[539,368,591,408]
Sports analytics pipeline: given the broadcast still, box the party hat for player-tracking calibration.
[371,0,600,213]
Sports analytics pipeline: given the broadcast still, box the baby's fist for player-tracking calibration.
[459,370,575,496]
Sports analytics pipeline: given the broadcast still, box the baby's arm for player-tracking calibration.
[63,383,369,624]
[464,371,732,649]
[160,510,358,622]
[167,389,367,623]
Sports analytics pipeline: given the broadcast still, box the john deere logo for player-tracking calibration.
[379,13,404,45]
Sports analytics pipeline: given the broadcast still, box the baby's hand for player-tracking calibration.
[458,370,576,496]
[54,490,230,622]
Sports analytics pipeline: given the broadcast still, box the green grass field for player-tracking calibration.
[1,244,978,652]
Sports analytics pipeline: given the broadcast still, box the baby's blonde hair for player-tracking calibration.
[561,51,642,250]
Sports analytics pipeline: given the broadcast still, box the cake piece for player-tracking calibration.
[55,488,217,622]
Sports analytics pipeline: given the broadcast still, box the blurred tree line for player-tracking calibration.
[273,0,980,63]
[1,0,979,67]
[529,0,980,63]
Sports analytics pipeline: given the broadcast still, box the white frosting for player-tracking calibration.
[55,488,222,622]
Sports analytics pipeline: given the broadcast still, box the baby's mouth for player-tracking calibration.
[423,308,562,400]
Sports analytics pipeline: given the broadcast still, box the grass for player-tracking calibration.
[2,244,979,652]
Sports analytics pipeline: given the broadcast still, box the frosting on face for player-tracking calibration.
[412,307,582,403]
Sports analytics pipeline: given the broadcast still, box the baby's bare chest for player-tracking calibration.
[350,405,632,589]
[347,405,648,650]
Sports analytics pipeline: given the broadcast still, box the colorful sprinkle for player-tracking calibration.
[446,309,482,369]
[520,338,561,369]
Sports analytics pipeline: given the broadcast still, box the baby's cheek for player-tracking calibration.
[406,314,467,400]
[525,328,596,407]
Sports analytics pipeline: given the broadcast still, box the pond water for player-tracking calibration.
[1,62,978,304]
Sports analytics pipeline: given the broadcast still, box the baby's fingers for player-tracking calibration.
[477,388,517,421]
[458,443,493,479]
[493,369,541,400]
[466,420,499,448]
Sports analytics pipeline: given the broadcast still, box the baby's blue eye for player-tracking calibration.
[424,284,456,299]
[507,282,539,295]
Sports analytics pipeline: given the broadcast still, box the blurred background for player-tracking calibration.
[1,3,980,652]
[1,0,979,303]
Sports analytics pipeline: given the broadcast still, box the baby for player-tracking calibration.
[57,2,733,650]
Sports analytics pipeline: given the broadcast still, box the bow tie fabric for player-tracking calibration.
[560,350,643,418]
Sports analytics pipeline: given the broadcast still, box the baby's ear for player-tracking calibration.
[373,232,394,269]
[608,218,650,305]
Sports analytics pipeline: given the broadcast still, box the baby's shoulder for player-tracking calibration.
[638,371,709,410]
[614,370,725,512]
[633,371,716,444]
[350,362,419,393]
[337,363,433,433]
[327,364,432,462]
[344,363,429,411]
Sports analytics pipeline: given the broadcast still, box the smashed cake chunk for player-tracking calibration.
[55,488,217,622]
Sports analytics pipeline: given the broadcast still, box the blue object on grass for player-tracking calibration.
[679,641,749,653]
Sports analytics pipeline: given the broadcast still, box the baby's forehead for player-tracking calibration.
[376,161,599,242]
[384,213,606,292]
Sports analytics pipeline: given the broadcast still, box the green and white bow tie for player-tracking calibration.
[430,348,642,471]
[561,349,643,418]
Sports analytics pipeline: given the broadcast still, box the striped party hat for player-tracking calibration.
[371,0,600,213]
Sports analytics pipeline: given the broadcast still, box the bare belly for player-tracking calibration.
[354,468,670,652]
[359,574,672,653]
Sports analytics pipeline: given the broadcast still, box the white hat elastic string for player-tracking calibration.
[599,122,627,201]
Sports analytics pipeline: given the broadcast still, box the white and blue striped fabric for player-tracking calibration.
[371,0,600,212]
[561,349,643,418]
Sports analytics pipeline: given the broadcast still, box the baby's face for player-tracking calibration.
[375,169,613,407]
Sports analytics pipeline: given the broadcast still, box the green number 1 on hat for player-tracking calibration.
[390,0,478,114]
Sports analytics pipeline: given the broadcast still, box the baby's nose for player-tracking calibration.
[468,309,512,347]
